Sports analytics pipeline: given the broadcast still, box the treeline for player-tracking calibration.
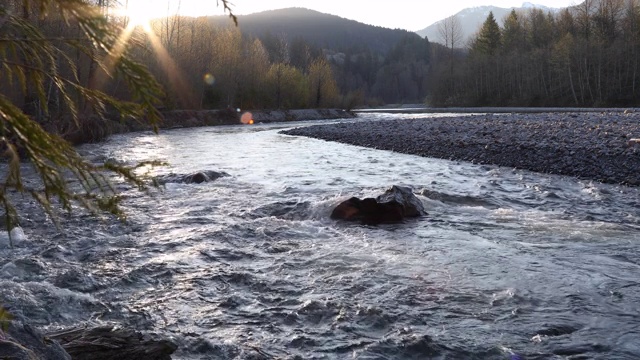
[2,2,434,117]
[431,0,640,107]
[136,13,432,109]
[221,7,432,106]
[333,34,431,105]
[138,17,344,110]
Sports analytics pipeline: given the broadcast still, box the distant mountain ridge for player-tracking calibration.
[417,2,560,45]
[205,7,432,103]
[210,7,419,55]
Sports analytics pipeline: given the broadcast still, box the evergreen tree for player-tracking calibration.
[502,10,524,53]
[473,12,502,55]
[431,2,640,107]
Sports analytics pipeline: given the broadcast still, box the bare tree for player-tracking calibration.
[438,15,463,75]
[438,15,464,50]
[576,0,596,40]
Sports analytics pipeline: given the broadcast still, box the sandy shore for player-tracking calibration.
[282,112,640,186]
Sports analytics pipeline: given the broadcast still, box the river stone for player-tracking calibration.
[330,197,362,221]
[331,197,404,225]
[0,321,72,359]
[331,186,425,225]
[156,170,229,184]
[376,185,426,217]
[48,325,177,360]
[182,170,228,184]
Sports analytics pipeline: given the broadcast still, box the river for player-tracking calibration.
[2,113,639,359]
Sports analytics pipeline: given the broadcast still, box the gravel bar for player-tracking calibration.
[281,112,640,186]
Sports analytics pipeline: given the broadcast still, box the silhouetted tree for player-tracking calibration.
[472,12,502,55]
[431,1,640,107]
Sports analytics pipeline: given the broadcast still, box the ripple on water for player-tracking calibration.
[2,117,640,359]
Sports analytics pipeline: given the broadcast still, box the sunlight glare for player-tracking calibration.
[120,0,165,31]
[145,28,199,107]
[241,112,254,125]
[204,73,215,85]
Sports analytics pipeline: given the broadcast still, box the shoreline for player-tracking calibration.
[355,107,640,114]
[281,111,640,186]
[60,108,356,145]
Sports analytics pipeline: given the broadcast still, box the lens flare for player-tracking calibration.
[241,112,254,125]
[204,73,215,85]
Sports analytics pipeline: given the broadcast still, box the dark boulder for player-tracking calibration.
[0,321,72,359]
[330,197,363,221]
[1,321,177,360]
[48,325,177,360]
[331,186,425,225]
[156,170,229,184]
[183,172,209,184]
[376,185,426,217]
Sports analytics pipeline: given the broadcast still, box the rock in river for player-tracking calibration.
[331,185,425,225]
[155,170,229,184]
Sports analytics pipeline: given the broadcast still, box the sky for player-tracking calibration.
[169,0,580,31]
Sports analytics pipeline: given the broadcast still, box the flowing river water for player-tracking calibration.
[1,113,640,359]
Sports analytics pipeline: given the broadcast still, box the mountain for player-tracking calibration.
[204,7,432,104]
[209,7,420,55]
[417,2,559,46]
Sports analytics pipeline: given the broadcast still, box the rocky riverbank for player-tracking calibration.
[59,109,355,145]
[281,112,640,186]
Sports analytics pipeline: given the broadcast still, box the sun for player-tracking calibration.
[117,0,166,31]
[105,0,199,107]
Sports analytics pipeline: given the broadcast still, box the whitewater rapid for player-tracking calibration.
[1,114,639,359]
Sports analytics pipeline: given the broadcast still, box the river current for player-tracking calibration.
[1,113,640,359]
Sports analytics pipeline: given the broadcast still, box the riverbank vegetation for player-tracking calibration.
[2,3,434,118]
[431,0,640,107]
[0,0,172,235]
[3,0,640,233]
[81,8,432,111]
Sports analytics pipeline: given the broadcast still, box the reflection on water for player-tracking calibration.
[2,114,640,359]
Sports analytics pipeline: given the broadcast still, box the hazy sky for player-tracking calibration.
[172,1,580,31]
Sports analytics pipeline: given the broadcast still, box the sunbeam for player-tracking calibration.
[144,28,198,108]
[92,2,197,108]
[90,24,135,92]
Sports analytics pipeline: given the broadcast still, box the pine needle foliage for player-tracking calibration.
[0,0,235,244]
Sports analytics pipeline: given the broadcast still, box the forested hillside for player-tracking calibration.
[7,1,636,115]
[417,3,558,45]
[1,4,432,117]
[204,7,432,107]
[228,8,415,55]
[431,0,640,107]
